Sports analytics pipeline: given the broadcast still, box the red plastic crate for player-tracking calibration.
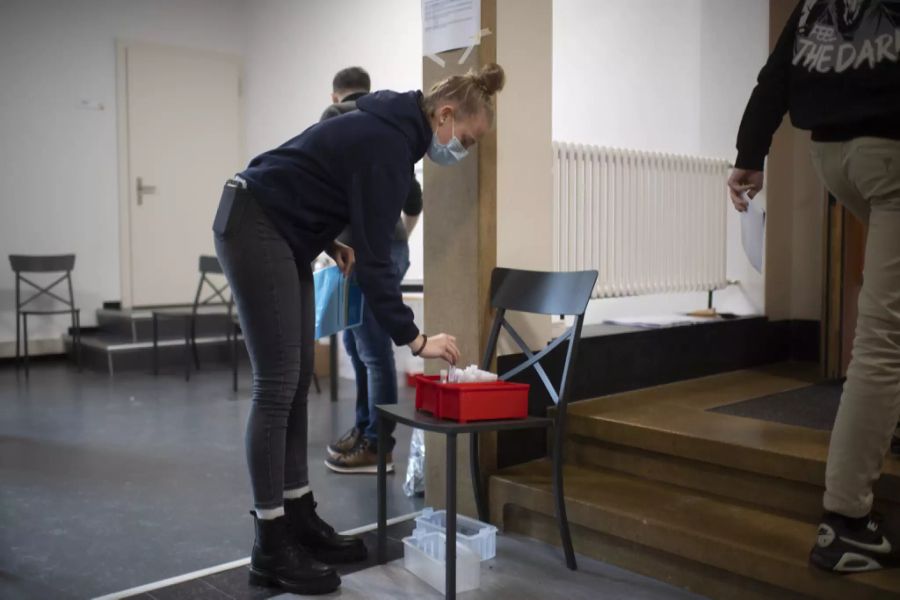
[414,375,442,416]
[406,371,424,388]
[414,375,530,423]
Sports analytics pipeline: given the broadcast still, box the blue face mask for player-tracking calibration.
[427,116,468,166]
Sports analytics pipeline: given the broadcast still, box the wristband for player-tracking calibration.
[412,334,428,357]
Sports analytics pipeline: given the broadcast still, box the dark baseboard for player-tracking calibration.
[0,353,68,366]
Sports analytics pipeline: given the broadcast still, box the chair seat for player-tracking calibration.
[21,308,80,316]
[376,402,553,434]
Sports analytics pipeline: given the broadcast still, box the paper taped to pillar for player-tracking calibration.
[422,0,481,55]
[313,266,364,339]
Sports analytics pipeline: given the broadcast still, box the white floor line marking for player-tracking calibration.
[91,511,421,600]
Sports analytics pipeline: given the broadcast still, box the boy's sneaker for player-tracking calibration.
[324,438,393,474]
[326,428,360,460]
[810,512,899,573]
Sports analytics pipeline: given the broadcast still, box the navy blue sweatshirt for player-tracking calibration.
[736,0,900,171]
[240,90,431,346]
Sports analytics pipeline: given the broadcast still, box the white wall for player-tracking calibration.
[0,0,246,354]
[1,0,770,352]
[0,0,426,355]
[242,0,425,282]
[553,0,770,323]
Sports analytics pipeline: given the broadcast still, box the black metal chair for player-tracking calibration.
[9,254,82,378]
[375,267,598,597]
[152,256,233,381]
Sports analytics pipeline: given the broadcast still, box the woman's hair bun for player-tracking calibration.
[475,63,505,95]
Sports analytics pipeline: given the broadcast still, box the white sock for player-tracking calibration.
[284,485,311,500]
[255,506,285,520]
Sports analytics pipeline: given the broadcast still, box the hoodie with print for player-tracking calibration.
[736,0,900,170]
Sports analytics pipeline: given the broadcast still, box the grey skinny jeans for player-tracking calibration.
[214,185,315,510]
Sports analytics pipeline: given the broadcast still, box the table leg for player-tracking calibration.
[446,433,457,598]
[152,315,159,376]
[377,413,388,564]
[329,333,338,402]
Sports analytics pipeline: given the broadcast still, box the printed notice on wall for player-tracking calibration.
[422,0,481,56]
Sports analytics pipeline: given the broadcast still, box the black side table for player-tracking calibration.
[375,403,552,598]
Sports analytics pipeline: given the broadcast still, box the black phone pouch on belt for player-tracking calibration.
[213,180,251,238]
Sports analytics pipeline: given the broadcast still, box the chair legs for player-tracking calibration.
[22,313,29,379]
[552,423,577,571]
[72,309,82,372]
[190,315,201,370]
[183,318,191,382]
[15,310,21,368]
[312,373,321,394]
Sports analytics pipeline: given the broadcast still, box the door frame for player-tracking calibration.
[822,193,867,379]
[115,39,244,308]
[822,194,844,378]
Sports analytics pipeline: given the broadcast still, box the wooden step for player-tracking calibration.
[96,307,234,342]
[565,436,827,522]
[65,333,243,375]
[562,365,900,507]
[490,460,900,600]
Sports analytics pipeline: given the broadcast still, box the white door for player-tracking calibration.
[122,42,242,306]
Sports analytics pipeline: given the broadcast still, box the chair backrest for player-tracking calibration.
[9,254,77,311]
[192,255,232,314]
[480,268,598,411]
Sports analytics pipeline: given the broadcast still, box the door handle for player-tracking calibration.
[136,177,157,206]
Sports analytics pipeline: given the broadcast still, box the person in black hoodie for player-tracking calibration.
[729,0,900,574]
[316,66,425,475]
[213,62,505,594]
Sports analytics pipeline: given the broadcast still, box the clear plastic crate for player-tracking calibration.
[402,532,480,594]
[413,507,498,561]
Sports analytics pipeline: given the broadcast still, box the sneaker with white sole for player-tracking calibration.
[810,512,899,573]
[326,427,361,460]
[324,438,393,474]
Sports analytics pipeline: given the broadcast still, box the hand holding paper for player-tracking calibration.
[740,191,766,273]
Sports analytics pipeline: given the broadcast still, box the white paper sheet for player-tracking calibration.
[422,0,481,56]
[740,192,766,273]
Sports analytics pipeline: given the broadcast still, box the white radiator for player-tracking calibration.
[553,142,729,299]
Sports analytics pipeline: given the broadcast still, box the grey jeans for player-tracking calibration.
[214,187,315,510]
[810,137,900,518]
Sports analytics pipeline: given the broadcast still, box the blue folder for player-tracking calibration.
[313,266,364,339]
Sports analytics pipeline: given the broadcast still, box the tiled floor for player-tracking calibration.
[120,519,708,600]
[123,520,415,600]
[0,361,421,599]
[1,360,712,600]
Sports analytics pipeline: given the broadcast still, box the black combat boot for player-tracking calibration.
[249,513,340,595]
[285,492,368,563]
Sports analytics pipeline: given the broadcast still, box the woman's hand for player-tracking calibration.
[327,240,355,276]
[410,333,460,365]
